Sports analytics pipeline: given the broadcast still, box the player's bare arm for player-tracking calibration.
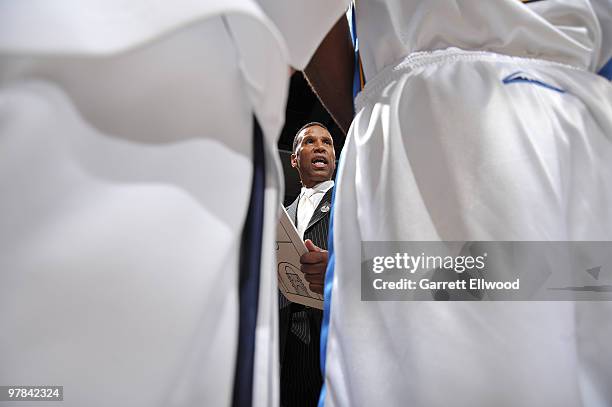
[304,15,354,135]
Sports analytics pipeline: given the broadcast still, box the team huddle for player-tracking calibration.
[1,1,611,406]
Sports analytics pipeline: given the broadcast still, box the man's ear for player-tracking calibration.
[291,153,298,168]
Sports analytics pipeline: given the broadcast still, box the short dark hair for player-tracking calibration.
[292,122,329,153]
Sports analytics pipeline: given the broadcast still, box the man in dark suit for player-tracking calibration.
[280,122,335,407]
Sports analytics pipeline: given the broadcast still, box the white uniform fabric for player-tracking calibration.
[592,1,612,77]
[0,0,287,406]
[0,0,353,404]
[0,1,292,406]
[256,0,352,69]
[322,1,612,406]
[356,0,612,79]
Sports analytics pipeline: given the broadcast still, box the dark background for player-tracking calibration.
[278,72,345,206]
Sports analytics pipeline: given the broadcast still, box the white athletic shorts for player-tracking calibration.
[323,48,612,407]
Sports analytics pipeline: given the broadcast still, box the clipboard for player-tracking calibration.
[276,207,324,309]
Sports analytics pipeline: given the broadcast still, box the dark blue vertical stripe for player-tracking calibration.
[599,57,612,81]
[232,116,266,407]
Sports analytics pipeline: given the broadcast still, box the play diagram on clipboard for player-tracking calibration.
[276,207,324,310]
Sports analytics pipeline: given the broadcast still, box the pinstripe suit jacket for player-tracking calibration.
[279,187,333,365]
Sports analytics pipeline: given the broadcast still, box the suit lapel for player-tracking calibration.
[286,196,299,226]
[306,188,333,232]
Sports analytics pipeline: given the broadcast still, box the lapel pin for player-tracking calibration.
[320,203,330,213]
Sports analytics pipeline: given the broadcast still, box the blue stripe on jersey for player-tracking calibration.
[317,167,339,407]
[349,2,357,48]
[503,71,566,93]
[599,58,612,81]
[232,116,265,407]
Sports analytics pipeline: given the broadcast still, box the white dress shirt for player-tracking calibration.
[296,180,334,239]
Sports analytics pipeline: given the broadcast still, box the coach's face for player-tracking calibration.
[291,125,336,188]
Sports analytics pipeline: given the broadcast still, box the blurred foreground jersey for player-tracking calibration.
[0,0,346,406]
[321,1,612,406]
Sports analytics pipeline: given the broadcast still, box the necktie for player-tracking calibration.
[297,190,314,239]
